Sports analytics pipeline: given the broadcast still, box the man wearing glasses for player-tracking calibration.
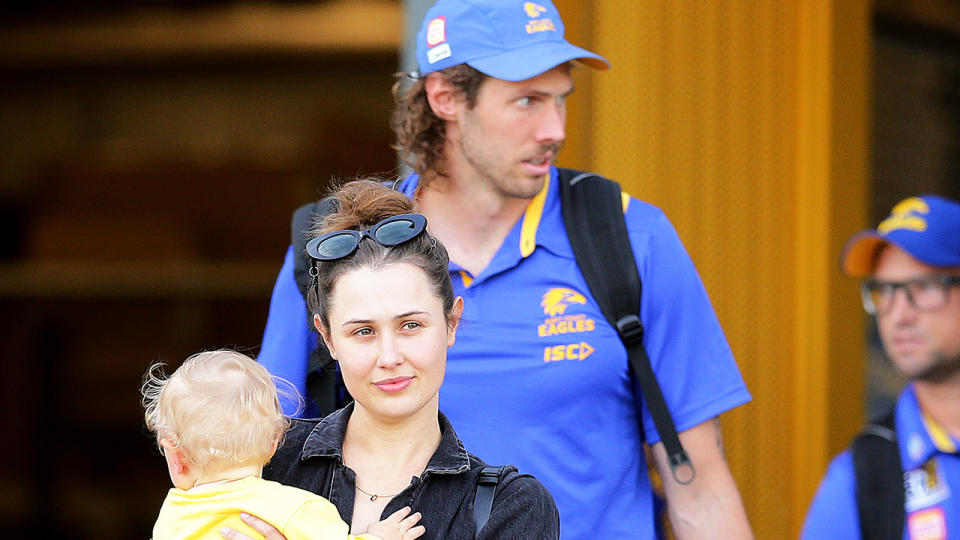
[802,194,960,539]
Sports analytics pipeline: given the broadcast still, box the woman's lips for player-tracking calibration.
[374,376,413,393]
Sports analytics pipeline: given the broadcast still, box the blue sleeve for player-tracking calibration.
[801,451,861,539]
[258,245,318,417]
[625,200,752,442]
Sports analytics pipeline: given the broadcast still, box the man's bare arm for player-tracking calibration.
[650,417,753,540]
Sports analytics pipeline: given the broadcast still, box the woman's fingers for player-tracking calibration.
[219,526,255,540]
[220,513,287,540]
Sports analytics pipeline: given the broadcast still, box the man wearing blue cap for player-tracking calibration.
[802,195,960,539]
[252,1,753,538]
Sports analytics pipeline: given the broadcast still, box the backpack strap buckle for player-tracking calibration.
[615,315,644,347]
[478,466,501,486]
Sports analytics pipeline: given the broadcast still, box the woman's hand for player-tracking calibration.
[220,513,287,540]
[366,506,425,540]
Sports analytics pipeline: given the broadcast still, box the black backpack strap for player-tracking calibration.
[557,167,693,485]
[852,408,903,540]
[473,465,506,537]
[291,197,346,415]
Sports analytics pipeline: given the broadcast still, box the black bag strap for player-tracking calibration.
[557,167,693,485]
[291,198,347,415]
[852,407,903,540]
[473,465,506,537]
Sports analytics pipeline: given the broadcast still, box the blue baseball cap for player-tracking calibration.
[416,0,609,82]
[841,194,960,277]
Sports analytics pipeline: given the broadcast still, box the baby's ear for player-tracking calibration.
[160,438,189,475]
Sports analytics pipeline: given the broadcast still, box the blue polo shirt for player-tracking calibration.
[802,384,960,540]
[258,167,751,539]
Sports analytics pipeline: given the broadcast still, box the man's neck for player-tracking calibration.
[417,170,535,276]
[913,375,960,440]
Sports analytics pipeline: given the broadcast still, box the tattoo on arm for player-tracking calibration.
[712,417,726,460]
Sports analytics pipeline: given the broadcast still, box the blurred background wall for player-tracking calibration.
[0,1,958,538]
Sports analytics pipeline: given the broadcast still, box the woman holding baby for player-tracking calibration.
[222,180,559,540]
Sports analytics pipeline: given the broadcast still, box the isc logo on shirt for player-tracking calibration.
[543,342,594,362]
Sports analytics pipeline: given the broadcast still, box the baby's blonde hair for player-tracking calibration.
[141,350,290,470]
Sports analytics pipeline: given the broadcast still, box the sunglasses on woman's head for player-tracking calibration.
[305,213,428,262]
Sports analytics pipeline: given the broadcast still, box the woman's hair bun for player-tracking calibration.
[321,178,417,234]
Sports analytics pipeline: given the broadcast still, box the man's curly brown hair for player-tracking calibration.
[390,64,487,183]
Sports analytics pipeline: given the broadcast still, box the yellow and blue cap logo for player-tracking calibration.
[840,195,960,277]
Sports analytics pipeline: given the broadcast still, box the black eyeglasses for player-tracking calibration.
[305,213,428,262]
[860,275,960,315]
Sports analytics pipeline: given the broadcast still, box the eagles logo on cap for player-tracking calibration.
[524,2,547,18]
[840,194,960,277]
[523,2,555,34]
[877,197,928,234]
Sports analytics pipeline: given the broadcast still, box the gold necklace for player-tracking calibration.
[355,483,401,502]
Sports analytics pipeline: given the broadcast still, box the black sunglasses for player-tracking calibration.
[305,213,428,262]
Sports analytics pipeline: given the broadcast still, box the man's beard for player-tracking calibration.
[912,350,960,384]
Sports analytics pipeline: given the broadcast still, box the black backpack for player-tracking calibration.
[851,408,904,540]
[289,169,695,531]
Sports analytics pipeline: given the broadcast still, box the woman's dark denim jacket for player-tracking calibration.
[264,403,559,539]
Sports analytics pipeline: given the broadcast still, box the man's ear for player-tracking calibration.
[425,72,460,121]
[314,314,337,360]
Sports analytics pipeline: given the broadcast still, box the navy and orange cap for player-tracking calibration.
[840,195,960,278]
[416,0,609,82]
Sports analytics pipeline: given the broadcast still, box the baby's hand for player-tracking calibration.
[365,506,424,540]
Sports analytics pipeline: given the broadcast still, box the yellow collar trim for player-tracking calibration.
[459,270,474,288]
[519,175,550,258]
[517,178,630,258]
[922,411,958,453]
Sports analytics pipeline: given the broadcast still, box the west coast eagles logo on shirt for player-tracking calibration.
[539,288,596,362]
[905,458,950,513]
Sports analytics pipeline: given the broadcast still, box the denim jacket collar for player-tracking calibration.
[299,402,472,476]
